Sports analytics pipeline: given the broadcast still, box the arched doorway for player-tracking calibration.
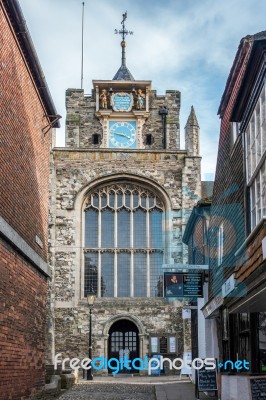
[108,319,139,373]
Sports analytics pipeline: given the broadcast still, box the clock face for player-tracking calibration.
[109,121,137,149]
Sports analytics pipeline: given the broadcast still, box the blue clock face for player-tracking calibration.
[109,121,137,149]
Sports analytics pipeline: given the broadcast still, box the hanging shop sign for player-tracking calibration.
[164,272,203,298]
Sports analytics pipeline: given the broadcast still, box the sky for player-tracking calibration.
[21,0,266,179]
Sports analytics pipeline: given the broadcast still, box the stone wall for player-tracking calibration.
[54,298,185,373]
[65,89,180,151]
[48,147,201,369]
[50,77,201,374]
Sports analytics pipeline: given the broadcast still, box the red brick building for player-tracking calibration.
[0,0,59,398]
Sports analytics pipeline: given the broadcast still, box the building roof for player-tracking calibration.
[218,30,266,118]
[231,31,266,122]
[3,0,60,127]
[113,64,135,81]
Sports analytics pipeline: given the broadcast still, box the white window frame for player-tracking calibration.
[231,122,239,146]
[245,84,266,231]
[218,223,224,266]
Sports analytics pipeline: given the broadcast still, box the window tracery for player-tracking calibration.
[84,183,164,298]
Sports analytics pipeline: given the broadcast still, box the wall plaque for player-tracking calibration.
[111,93,133,112]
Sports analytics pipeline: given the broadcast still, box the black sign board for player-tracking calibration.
[250,378,266,399]
[197,365,218,392]
[164,272,203,298]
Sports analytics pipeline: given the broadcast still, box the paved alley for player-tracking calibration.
[58,377,215,400]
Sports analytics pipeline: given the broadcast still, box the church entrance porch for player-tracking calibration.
[108,319,139,374]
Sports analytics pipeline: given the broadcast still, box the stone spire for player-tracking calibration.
[113,12,135,81]
[185,106,200,156]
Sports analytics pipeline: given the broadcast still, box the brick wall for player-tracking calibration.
[0,237,47,400]
[0,2,55,398]
[0,3,51,262]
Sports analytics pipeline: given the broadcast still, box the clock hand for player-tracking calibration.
[114,132,131,139]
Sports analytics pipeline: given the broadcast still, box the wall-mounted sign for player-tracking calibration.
[222,274,236,298]
[169,336,177,353]
[111,93,133,112]
[163,263,208,270]
[202,296,224,319]
[182,309,191,319]
[150,337,158,353]
[149,335,178,355]
[164,272,203,298]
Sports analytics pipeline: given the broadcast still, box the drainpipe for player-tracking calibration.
[159,106,168,149]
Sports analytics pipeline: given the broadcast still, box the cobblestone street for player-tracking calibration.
[58,382,156,400]
[56,377,214,400]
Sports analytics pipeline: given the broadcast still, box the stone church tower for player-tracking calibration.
[48,14,201,374]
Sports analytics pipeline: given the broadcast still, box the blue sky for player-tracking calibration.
[21,0,266,178]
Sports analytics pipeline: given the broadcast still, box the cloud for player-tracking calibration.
[21,0,266,177]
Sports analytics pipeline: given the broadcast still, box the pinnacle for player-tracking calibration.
[185,106,199,128]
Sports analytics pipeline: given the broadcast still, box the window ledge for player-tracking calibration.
[234,216,266,257]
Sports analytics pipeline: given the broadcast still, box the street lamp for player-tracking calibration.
[87,293,96,380]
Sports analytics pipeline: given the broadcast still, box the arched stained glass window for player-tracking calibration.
[84,183,164,298]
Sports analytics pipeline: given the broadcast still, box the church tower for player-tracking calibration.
[49,13,202,374]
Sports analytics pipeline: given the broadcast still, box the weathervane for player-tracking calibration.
[115,11,133,42]
[113,12,135,79]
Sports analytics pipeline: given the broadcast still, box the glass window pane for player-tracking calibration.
[117,253,130,297]
[150,252,163,297]
[246,128,251,181]
[101,194,107,207]
[125,193,131,208]
[101,253,114,297]
[256,102,261,162]
[109,192,115,208]
[93,194,99,208]
[149,196,155,208]
[101,209,114,247]
[117,209,130,248]
[262,161,266,217]
[262,87,266,153]
[84,252,98,296]
[258,312,266,373]
[85,209,98,247]
[134,209,146,248]
[251,184,256,230]
[141,196,147,208]
[134,253,146,297]
[256,176,261,222]
[133,194,139,208]
[117,193,123,208]
[150,209,163,248]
